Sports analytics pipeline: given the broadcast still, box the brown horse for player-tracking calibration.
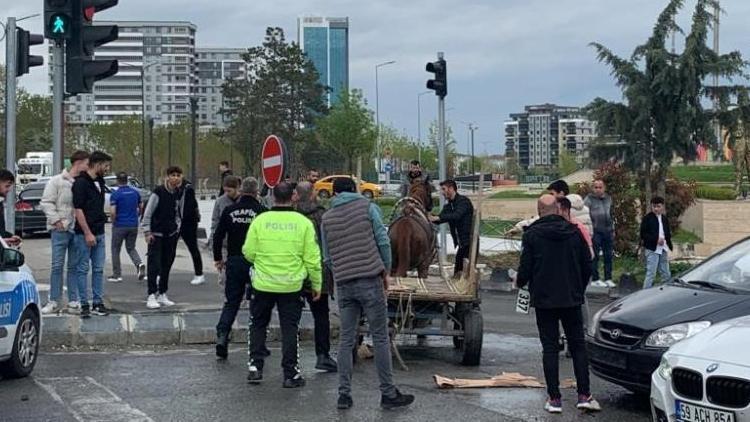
[388,181,436,278]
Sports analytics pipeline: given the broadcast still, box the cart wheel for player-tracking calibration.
[461,309,483,366]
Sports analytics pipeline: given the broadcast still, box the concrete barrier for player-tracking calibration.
[681,199,750,256]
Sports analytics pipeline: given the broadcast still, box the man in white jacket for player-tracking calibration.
[40,151,90,314]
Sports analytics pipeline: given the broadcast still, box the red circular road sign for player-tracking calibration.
[262,135,285,188]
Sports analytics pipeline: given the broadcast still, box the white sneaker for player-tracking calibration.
[107,276,123,283]
[591,280,607,287]
[67,301,81,314]
[190,275,205,286]
[157,294,175,307]
[604,280,616,288]
[41,301,59,315]
[146,294,161,309]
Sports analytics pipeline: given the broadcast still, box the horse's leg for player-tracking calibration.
[389,233,399,277]
[396,231,411,277]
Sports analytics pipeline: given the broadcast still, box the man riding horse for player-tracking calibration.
[389,162,436,278]
[400,160,434,212]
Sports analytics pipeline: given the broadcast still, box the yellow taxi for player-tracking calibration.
[314,175,381,199]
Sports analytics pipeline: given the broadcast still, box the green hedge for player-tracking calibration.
[696,185,735,200]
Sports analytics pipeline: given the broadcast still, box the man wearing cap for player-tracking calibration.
[213,177,266,359]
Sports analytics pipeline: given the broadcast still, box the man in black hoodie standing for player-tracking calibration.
[517,195,600,414]
[429,180,474,277]
[213,177,266,359]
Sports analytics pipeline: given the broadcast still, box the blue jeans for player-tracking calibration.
[592,230,614,281]
[643,249,671,289]
[337,277,397,398]
[73,234,106,307]
[49,230,78,303]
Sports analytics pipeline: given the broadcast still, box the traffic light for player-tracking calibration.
[44,0,73,39]
[16,27,44,76]
[65,0,119,95]
[426,59,447,98]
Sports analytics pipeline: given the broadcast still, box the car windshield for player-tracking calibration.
[18,164,42,175]
[679,238,750,292]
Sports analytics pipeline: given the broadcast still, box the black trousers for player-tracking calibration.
[535,306,591,399]
[303,292,331,357]
[454,243,470,276]
[249,291,303,379]
[147,235,179,295]
[216,256,250,335]
[180,224,203,276]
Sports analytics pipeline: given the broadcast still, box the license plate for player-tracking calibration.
[676,400,735,422]
[515,286,530,314]
[589,346,627,369]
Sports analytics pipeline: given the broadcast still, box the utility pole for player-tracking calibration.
[470,123,477,192]
[436,52,447,263]
[5,18,18,234]
[52,39,64,175]
[190,97,198,184]
[167,130,173,166]
[148,118,154,188]
[375,60,395,178]
[713,1,721,155]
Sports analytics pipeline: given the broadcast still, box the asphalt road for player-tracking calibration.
[0,292,651,422]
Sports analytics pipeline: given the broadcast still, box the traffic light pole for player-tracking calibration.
[437,52,447,264]
[5,17,18,234]
[52,39,65,175]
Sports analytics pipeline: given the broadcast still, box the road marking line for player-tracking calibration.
[34,376,154,422]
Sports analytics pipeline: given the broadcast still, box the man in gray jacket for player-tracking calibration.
[321,177,415,411]
[584,179,615,288]
[40,150,90,315]
[208,175,241,252]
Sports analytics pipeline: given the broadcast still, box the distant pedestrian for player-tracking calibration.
[72,151,112,318]
[0,169,21,246]
[307,168,320,184]
[294,181,337,373]
[321,177,415,411]
[179,177,204,285]
[218,161,233,197]
[585,179,615,288]
[516,194,600,414]
[401,160,433,212]
[640,196,673,289]
[142,166,186,309]
[40,150,89,315]
[429,180,475,277]
[213,177,266,359]
[243,182,321,388]
[208,175,241,253]
[107,172,145,283]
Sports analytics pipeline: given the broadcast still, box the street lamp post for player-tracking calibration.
[417,91,430,163]
[131,60,160,184]
[375,60,396,176]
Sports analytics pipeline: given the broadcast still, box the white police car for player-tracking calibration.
[0,242,40,379]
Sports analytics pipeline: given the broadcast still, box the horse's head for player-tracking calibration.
[409,182,429,209]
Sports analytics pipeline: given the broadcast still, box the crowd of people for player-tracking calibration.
[0,151,677,412]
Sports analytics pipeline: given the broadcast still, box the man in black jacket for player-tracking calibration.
[429,180,474,277]
[516,194,600,414]
[213,177,266,359]
[142,167,185,310]
[295,181,337,372]
[640,196,673,289]
[179,178,204,285]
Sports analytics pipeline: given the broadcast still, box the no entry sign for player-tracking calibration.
[262,135,286,188]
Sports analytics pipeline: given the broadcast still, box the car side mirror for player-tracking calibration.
[1,248,24,269]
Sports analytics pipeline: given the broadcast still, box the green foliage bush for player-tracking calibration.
[696,185,736,200]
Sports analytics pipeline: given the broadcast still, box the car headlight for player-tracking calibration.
[644,321,711,348]
[657,356,673,380]
[587,307,605,337]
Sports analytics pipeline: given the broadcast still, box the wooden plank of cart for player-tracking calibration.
[383,179,485,368]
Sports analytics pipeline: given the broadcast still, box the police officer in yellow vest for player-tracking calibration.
[242,182,322,388]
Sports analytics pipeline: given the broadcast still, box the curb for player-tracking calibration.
[41,309,337,348]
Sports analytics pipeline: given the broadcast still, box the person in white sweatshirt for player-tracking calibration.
[40,151,90,314]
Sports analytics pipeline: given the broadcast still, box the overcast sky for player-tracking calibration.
[3,0,750,156]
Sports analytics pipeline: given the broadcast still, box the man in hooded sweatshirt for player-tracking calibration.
[517,194,600,414]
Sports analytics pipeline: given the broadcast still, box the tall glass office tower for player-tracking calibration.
[297,17,349,106]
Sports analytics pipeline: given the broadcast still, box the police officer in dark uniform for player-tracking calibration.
[213,177,267,359]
